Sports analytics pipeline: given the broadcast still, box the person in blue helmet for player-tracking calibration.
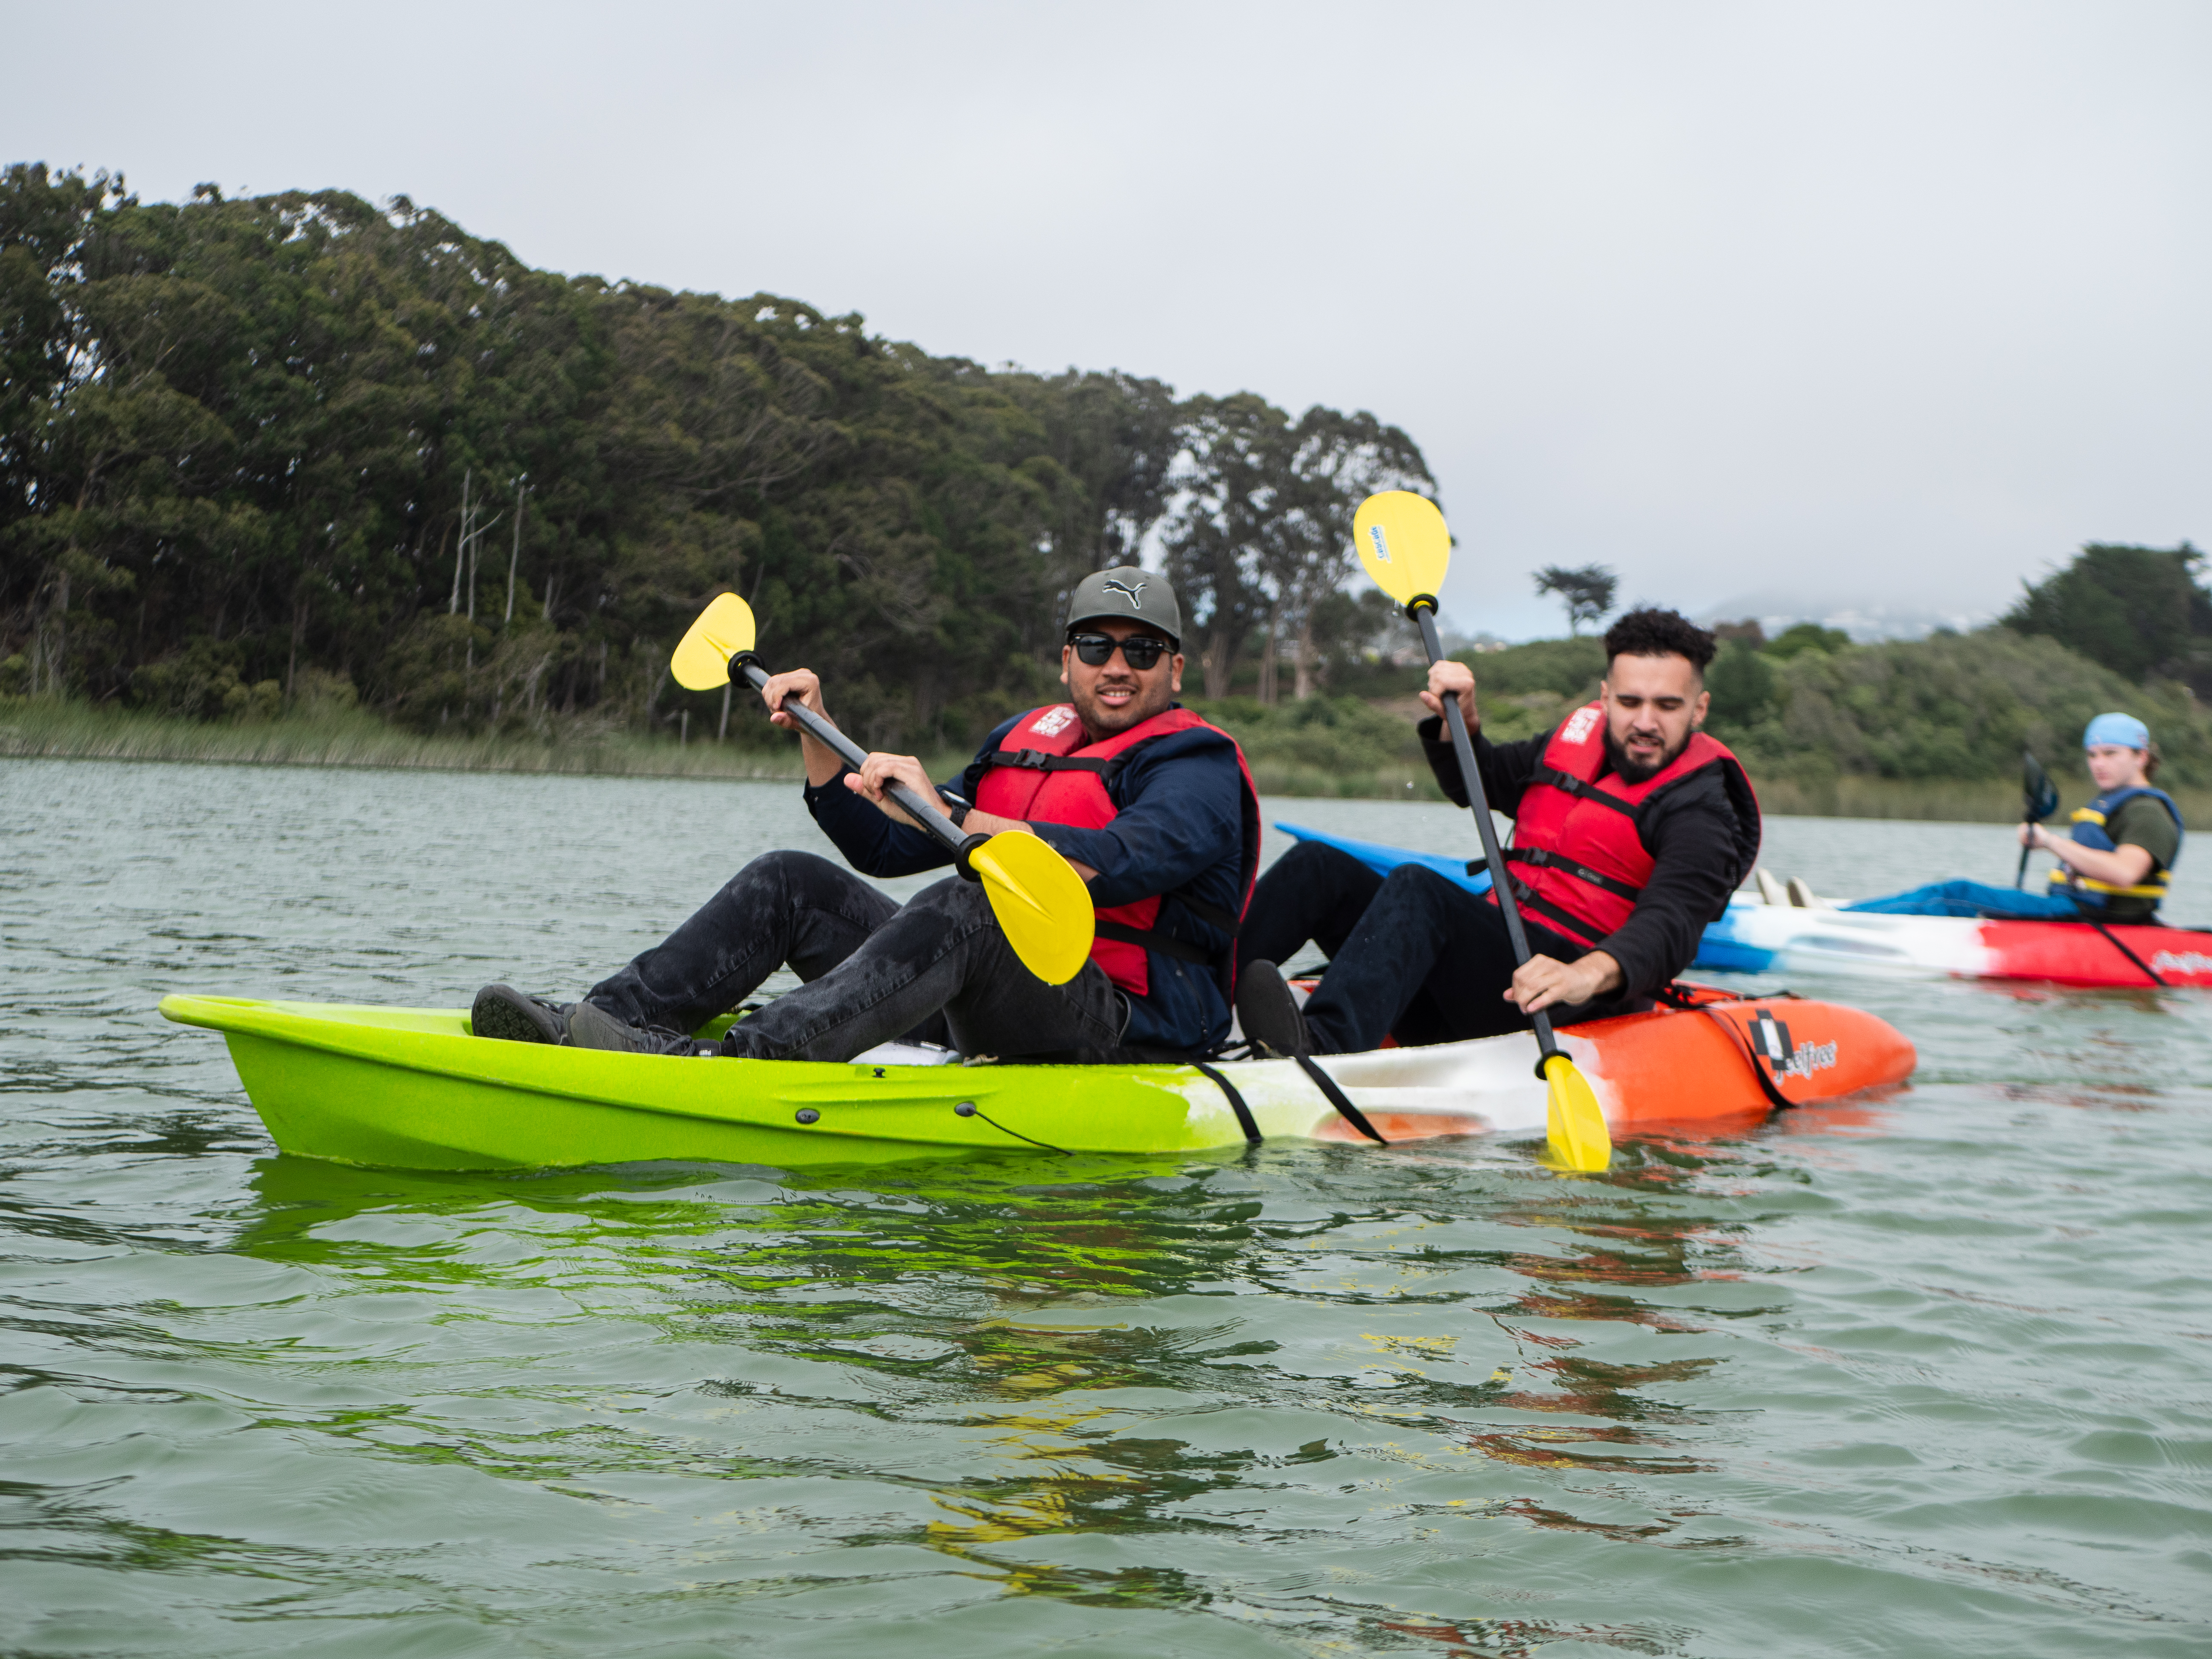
[1845,713,2182,922]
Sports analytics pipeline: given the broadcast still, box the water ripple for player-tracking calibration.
[2,760,2208,1656]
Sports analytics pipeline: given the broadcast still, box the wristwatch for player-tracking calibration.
[947,800,972,830]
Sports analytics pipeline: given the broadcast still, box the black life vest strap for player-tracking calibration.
[985,747,1122,777]
[1191,1061,1262,1144]
[1173,893,1240,933]
[1294,1054,1387,1144]
[982,730,1243,963]
[1094,917,1216,965]
[985,724,1206,789]
[1498,877,1608,948]
[1505,845,1645,904]
[1528,763,1645,819]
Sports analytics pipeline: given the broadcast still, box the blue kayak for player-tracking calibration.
[1274,823,1780,972]
[1274,822,1493,895]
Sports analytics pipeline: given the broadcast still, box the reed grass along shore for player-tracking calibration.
[12,697,2206,823]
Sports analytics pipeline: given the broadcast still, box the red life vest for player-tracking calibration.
[971,704,1260,996]
[1496,701,1761,949]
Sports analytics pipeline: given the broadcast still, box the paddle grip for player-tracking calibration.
[1409,603,1565,1078]
[733,654,965,855]
[954,833,992,882]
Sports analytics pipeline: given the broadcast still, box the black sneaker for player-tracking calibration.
[472,984,571,1044]
[566,1000,710,1056]
[1236,959,1310,1058]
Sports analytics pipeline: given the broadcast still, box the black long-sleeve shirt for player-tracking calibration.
[1418,715,1756,1001]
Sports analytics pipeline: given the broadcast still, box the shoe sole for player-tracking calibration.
[471,985,564,1044]
[1236,960,1310,1059]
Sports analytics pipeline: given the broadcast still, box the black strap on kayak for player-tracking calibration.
[1191,1061,1262,1145]
[1698,1006,1798,1112]
[1294,1054,1387,1144]
[2076,911,2168,987]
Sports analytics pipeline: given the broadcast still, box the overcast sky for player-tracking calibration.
[8,0,2208,639]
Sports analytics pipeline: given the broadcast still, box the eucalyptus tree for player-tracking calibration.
[1163,396,1434,700]
[1533,563,1619,635]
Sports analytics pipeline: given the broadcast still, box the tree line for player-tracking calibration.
[0,164,1434,747]
[1449,543,2212,790]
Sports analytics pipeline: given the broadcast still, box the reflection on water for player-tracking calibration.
[3,759,2209,1656]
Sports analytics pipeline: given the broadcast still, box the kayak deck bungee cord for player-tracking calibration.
[159,988,1915,1172]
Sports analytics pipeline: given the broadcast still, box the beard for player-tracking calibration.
[1605,725,1690,785]
[1072,676,1172,737]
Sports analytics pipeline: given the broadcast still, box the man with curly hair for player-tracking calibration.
[1235,608,1763,1056]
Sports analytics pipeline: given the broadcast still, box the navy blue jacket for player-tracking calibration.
[803,707,1248,1053]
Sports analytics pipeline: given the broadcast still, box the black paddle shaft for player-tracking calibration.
[1407,602,1565,1074]
[2016,749,2056,890]
[731,654,981,870]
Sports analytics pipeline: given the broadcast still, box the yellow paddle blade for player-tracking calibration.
[671,593,757,691]
[1543,1054,1612,1172]
[1353,491,1452,609]
[967,830,1096,985]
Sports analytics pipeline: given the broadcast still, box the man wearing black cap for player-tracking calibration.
[470,568,1260,1063]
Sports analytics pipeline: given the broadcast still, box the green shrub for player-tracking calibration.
[128,638,279,722]
[1452,636,1606,700]
[1707,639,1778,725]
[1764,622,1852,660]
[1726,628,2212,787]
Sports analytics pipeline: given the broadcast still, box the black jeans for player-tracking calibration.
[587,850,1133,1063]
[1238,840,1608,1055]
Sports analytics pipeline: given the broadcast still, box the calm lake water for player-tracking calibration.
[3,757,2209,1657]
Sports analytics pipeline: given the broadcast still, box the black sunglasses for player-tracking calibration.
[1068,632,1175,670]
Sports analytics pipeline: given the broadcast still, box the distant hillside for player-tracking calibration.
[1415,624,2212,792]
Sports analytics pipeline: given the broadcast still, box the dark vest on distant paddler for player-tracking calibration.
[2053,785,2182,913]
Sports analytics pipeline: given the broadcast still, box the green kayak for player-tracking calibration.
[158,995,1517,1169]
[159,989,1916,1171]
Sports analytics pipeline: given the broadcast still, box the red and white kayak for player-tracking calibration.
[1697,896,2212,988]
[1276,824,2212,991]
